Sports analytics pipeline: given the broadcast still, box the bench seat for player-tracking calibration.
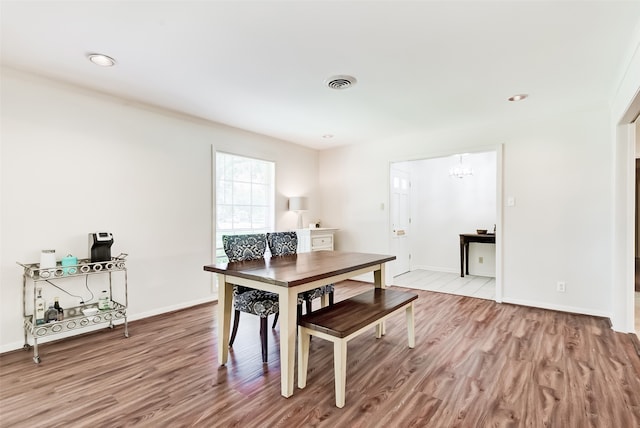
[297,288,418,408]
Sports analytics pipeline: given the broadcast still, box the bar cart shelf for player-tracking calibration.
[18,254,129,363]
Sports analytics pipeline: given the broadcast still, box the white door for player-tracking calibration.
[390,166,411,277]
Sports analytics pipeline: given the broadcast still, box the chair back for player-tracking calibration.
[267,231,298,256]
[222,234,267,262]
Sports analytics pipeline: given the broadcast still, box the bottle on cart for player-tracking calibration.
[53,297,63,321]
[35,288,46,325]
[45,304,58,323]
[98,290,110,310]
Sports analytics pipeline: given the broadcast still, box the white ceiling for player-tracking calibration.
[2,1,640,150]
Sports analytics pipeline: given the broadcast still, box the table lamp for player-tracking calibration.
[289,196,308,229]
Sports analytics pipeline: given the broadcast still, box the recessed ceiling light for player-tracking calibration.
[508,94,528,102]
[325,75,357,90]
[322,134,334,139]
[88,53,116,67]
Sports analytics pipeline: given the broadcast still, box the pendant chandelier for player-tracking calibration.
[449,154,474,179]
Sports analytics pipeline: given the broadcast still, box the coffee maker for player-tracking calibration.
[89,232,114,263]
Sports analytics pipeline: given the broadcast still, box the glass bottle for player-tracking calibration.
[98,290,110,310]
[45,304,58,323]
[53,297,64,321]
[35,288,46,325]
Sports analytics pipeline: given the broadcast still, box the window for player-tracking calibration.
[216,152,275,261]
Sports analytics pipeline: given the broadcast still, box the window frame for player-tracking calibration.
[215,151,275,261]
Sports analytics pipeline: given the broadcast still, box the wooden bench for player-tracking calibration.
[297,288,418,408]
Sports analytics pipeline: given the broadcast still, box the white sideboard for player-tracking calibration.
[296,228,338,252]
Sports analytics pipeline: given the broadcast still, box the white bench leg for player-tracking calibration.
[375,320,387,338]
[406,302,415,348]
[298,327,311,389]
[334,339,347,408]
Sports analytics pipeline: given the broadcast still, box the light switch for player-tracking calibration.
[507,197,515,207]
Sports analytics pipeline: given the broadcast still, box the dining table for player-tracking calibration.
[203,250,396,398]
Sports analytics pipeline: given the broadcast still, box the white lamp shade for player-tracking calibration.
[289,196,308,211]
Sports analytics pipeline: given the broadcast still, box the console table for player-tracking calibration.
[296,228,338,252]
[459,233,496,277]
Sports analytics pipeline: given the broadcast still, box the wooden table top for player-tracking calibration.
[203,251,395,288]
[460,233,496,238]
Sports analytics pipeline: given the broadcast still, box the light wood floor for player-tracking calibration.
[1,281,639,427]
[394,269,495,300]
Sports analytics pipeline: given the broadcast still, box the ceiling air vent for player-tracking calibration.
[325,75,357,90]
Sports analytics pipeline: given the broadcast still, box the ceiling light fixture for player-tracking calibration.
[322,134,334,139]
[449,154,474,179]
[325,75,357,90]
[88,53,116,67]
[508,94,528,102]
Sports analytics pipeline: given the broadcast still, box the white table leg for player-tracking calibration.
[374,265,387,336]
[279,287,299,397]
[217,274,233,366]
[321,292,329,308]
[297,326,310,388]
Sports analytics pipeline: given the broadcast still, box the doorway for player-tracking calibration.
[389,150,499,300]
[634,130,640,337]
[613,77,639,336]
[389,166,411,277]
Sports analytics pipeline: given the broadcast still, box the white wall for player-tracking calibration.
[409,152,496,276]
[319,108,613,319]
[0,68,318,352]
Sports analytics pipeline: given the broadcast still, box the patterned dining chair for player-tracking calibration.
[223,233,278,363]
[266,231,335,317]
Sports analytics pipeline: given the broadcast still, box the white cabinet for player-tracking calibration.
[296,228,338,252]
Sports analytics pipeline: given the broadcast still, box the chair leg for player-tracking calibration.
[305,298,312,315]
[297,303,302,321]
[260,316,268,363]
[272,312,279,329]
[229,310,241,347]
[329,291,334,306]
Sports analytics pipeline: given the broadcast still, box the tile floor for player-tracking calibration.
[392,269,495,300]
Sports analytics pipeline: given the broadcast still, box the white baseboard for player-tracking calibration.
[501,297,611,320]
[128,295,217,322]
[0,295,218,355]
[411,265,496,277]
[411,265,458,274]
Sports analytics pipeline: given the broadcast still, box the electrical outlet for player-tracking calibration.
[557,281,566,292]
[478,256,484,264]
